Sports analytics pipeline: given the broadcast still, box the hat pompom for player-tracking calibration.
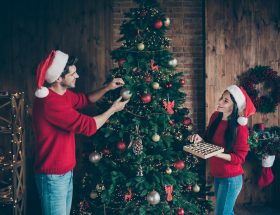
[237,116,248,125]
[35,87,49,98]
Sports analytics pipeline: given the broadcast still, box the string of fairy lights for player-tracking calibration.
[0,92,25,213]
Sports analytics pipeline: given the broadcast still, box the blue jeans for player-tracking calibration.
[35,170,73,215]
[214,175,243,215]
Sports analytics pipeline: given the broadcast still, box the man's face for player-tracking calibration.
[61,65,79,88]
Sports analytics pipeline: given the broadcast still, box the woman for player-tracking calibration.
[189,85,256,215]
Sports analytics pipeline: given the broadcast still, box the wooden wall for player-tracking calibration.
[0,1,112,214]
[206,0,280,208]
[0,0,112,104]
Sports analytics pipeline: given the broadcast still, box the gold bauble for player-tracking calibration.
[152,82,160,90]
[165,167,172,174]
[137,42,145,51]
[193,184,200,192]
[89,191,98,199]
[152,133,160,142]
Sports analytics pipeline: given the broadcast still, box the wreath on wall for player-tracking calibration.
[239,66,280,113]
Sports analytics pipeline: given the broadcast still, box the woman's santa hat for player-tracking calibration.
[35,50,69,98]
[226,85,256,125]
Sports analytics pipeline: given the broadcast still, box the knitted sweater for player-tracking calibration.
[32,89,97,174]
[208,112,249,178]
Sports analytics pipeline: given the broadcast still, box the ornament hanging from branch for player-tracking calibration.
[164,185,173,201]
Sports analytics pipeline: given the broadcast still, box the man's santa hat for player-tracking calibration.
[35,50,69,98]
[226,85,256,125]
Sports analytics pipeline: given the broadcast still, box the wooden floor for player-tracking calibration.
[235,205,280,215]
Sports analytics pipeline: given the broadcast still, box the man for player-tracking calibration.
[32,50,129,215]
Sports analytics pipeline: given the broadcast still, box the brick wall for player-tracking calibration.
[111,0,205,133]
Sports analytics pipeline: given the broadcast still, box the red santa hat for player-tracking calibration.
[35,50,69,98]
[226,85,256,125]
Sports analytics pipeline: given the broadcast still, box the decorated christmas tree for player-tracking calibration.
[73,0,212,214]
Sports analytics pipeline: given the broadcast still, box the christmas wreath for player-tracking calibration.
[239,66,280,113]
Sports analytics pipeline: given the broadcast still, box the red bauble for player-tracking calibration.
[177,208,185,215]
[174,160,185,170]
[168,120,174,126]
[154,20,163,29]
[183,117,192,126]
[141,93,152,103]
[145,74,151,82]
[179,79,185,84]
[117,141,126,150]
[103,148,110,155]
[118,58,126,66]
[186,184,192,191]
[165,82,173,89]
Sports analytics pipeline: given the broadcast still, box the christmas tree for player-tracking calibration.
[73,0,212,214]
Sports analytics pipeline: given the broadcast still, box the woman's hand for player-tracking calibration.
[188,134,203,143]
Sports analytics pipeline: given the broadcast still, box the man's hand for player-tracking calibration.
[111,97,129,113]
[107,78,125,91]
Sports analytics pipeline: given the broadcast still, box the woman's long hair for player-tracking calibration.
[205,92,239,152]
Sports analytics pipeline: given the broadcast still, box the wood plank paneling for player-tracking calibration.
[0,1,112,214]
[206,0,280,208]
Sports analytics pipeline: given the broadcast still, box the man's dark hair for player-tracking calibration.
[60,56,78,78]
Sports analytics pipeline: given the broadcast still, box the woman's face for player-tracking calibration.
[217,91,234,117]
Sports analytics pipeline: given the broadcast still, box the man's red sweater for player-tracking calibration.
[208,112,249,178]
[32,89,97,174]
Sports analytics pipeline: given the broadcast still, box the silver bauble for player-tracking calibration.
[89,191,98,199]
[120,88,132,100]
[89,151,102,164]
[168,58,177,67]
[147,190,160,205]
[164,17,170,26]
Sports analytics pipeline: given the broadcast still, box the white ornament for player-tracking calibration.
[120,88,132,100]
[193,184,200,193]
[89,151,102,164]
[152,82,160,90]
[164,17,170,26]
[165,167,172,174]
[152,133,160,142]
[147,191,160,205]
[137,42,145,51]
[168,58,177,67]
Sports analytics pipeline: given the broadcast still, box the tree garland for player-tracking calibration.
[239,66,280,113]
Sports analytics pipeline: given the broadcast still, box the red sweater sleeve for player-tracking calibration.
[44,97,97,136]
[229,126,249,165]
[67,90,90,109]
